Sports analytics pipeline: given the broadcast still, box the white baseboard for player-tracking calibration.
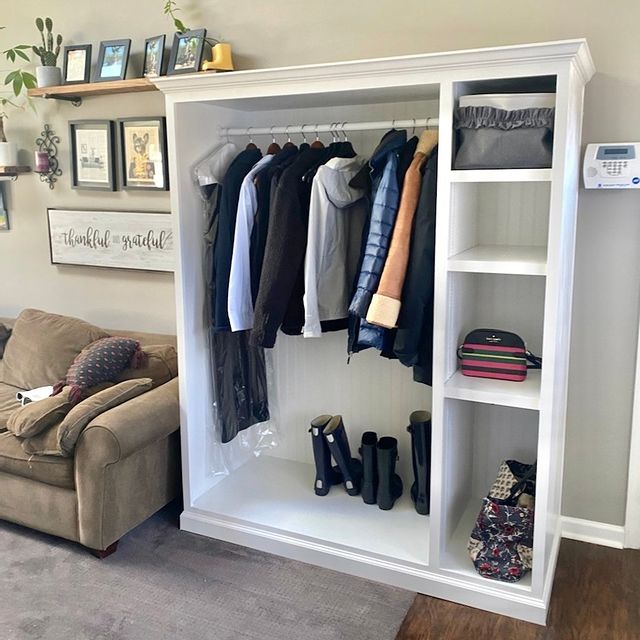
[561,516,625,549]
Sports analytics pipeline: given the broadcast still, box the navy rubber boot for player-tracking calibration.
[323,415,362,496]
[309,415,342,496]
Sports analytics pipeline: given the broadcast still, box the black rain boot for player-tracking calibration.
[323,415,362,496]
[309,415,343,496]
[376,436,403,511]
[359,431,378,505]
[407,410,432,515]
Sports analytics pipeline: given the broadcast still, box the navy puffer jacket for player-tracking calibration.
[349,130,406,319]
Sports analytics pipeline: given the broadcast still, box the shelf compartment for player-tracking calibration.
[450,169,552,183]
[192,455,430,567]
[449,181,551,261]
[439,400,539,593]
[443,271,545,395]
[444,369,541,410]
[441,499,532,592]
[448,245,547,276]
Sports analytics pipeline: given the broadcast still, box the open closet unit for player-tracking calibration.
[153,39,595,624]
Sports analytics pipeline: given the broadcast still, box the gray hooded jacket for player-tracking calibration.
[303,156,368,338]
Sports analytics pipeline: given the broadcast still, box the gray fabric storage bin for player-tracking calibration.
[454,106,555,169]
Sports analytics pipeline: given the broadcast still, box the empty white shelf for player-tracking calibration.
[444,369,541,410]
[441,500,533,593]
[191,455,430,567]
[450,169,552,183]
[448,245,547,276]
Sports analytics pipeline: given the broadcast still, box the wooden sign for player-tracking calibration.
[47,208,174,272]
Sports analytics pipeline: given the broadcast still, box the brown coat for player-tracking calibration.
[367,131,438,329]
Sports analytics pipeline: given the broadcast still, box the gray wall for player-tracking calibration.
[1,0,638,525]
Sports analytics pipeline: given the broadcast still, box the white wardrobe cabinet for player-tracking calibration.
[153,39,595,624]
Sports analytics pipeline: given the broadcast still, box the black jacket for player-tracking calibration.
[213,148,263,332]
[251,148,327,348]
[250,146,300,303]
[393,147,438,385]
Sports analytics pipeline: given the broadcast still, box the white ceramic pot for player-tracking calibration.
[35,66,62,88]
[0,142,18,167]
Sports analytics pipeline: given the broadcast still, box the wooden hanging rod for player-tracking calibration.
[219,118,439,138]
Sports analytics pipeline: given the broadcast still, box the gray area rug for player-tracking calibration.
[0,505,414,640]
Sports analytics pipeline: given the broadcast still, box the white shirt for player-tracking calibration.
[227,154,274,331]
[303,156,367,337]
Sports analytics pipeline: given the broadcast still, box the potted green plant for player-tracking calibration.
[0,37,36,166]
[32,17,63,87]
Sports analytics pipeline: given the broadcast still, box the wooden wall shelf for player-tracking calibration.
[0,166,31,181]
[28,78,158,106]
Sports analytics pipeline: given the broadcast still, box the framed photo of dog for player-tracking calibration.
[117,117,169,191]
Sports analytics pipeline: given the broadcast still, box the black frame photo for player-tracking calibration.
[117,117,169,191]
[142,35,166,77]
[69,120,116,191]
[167,29,207,75]
[94,39,131,82]
[62,44,92,85]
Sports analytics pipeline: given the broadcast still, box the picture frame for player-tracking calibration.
[69,120,116,191]
[47,208,174,273]
[167,29,207,75]
[142,35,166,78]
[94,39,131,82]
[0,185,9,231]
[62,44,92,85]
[117,117,169,191]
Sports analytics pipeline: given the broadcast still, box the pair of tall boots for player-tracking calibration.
[360,411,431,513]
[309,415,362,497]
[360,432,403,510]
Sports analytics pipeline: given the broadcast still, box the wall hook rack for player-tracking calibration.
[35,124,62,189]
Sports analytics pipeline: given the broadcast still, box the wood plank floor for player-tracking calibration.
[396,539,640,639]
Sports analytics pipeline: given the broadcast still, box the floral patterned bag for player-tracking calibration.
[468,460,536,582]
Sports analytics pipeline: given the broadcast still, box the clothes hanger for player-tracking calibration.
[340,121,355,155]
[267,126,281,154]
[299,124,310,151]
[283,125,296,149]
[310,123,325,149]
[245,127,258,150]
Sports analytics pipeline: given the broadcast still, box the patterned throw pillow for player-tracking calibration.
[52,337,147,405]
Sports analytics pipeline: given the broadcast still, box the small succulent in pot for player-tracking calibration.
[32,17,63,87]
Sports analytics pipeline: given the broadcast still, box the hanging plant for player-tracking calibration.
[0,28,37,143]
[162,1,219,46]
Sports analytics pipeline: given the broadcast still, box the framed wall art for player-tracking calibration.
[47,209,174,272]
[94,39,131,82]
[167,29,207,75]
[0,185,9,231]
[62,44,92,85]
[142,35,166,77]
[117,117,169,190]
[69,120,116,190]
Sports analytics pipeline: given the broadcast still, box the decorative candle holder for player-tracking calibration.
[35,124,62,189]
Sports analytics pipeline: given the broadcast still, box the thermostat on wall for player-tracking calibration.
[583,143,640,189]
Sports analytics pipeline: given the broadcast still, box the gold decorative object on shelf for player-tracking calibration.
[202,43,234,72]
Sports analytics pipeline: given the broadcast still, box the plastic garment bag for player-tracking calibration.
[198,154,278,476]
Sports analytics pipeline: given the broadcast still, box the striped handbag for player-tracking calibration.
[458,329,541,382]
